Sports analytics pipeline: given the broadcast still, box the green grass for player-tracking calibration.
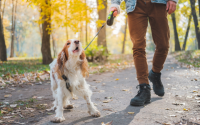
[0,54,133,77]
[0,59,50,76]
[174,50,200,67]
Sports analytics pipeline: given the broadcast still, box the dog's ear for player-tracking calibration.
[80,51,89,77]
[56,44,68,77]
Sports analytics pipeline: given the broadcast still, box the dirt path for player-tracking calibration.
[1,54,200,125]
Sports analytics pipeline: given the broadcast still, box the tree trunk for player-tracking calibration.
[52,34,56,58]
[10,0,15,57]
[41,0,53,64]
[1,0,6,20]
[198,0,200,18]
[85,0,88,44]
[171,13,181,51]
[96,0,107,48]
[122,17,127,54]
[190,0,200,49]
[65,0,68,40]
[0,1,7,61]
[182,14,192,51]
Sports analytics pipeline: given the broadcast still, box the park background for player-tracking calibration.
[0,0,199,64]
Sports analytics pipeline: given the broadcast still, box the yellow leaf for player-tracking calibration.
[122,89,129,91]
[128,112,134,114]
[4,95,12,98]
[115,78,119,81]
[183,108,189,111]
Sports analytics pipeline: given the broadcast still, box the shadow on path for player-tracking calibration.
[67,97,162,125]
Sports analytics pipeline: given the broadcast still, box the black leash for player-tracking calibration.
[84,23,105,50]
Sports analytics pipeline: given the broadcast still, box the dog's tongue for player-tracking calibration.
[73,47,79,53]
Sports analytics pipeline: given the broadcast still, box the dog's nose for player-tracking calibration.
[74,40,79,44]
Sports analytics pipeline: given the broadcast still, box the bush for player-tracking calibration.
[84,45,109,62]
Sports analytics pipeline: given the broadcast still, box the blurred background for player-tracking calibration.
[0,0,199,65]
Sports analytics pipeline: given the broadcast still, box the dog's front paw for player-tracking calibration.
[64,105,74,109]
[88,109,101,117]
[50,117,65,123]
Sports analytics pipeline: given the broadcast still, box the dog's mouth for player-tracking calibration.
[73,47,79,53]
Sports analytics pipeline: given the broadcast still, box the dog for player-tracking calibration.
[49,39,100,123]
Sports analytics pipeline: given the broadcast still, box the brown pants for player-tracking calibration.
[128,0,170,84]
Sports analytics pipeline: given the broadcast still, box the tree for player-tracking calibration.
[41,0,52,64]
[0,0,7,61]
[122,17,127,54]
[171,13,181,51]
[96,0,107,48]
[190,0,200,49]
[182,13,192,51]
[10,0,17,57]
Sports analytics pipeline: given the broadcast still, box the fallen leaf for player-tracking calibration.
[1,110,7,114]
[105,97,112,99]
[103,108,113,111]
[115,78,119,81]
[4,94,12,98]
[165,108,170,110]
[128,112,135,114]
[163,122,171,125]
[101,121,113,125]
[193,90,198,93]
[103,99,112,103]
[10,104,17,108]
[122,89,129,91]
[47,113,53,115]
[183,108,189,111]
[3,116,12,119]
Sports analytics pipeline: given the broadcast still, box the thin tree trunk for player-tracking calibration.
[198,0,200,18]
[190,0,200,49]
[96,0,107,48]
[85,0,88,44]
[52,34,56,58]
[65,0,68,40]
[0,6,7,61]
[41,0,53,64]
[171,13,181,51]
[122,17,127,54]
[182,14,192,51]
[10,0,16,57]
[1,0,6,20]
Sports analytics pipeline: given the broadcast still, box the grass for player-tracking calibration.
[0,54,133,77]
[174,50,200,67]
[0,59,50,76]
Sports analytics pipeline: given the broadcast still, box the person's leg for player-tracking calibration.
[128,0,149,85]
[128,0,151,106]
[148,3,170,96]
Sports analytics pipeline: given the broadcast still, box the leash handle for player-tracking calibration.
[107,11,115,26]
[84,23,105,50]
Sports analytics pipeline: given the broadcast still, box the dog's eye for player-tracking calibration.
[67,43,70,45]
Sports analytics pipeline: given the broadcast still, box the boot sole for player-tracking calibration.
[130,100,151,106]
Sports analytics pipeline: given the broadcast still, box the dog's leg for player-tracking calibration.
[63,97,74,109]
[77,80,100,117]
[51,83,65,123]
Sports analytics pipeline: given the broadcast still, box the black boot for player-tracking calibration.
[130,83,151,106]
[148,69,165,96]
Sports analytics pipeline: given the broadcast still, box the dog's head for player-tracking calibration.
[56,39,88,78]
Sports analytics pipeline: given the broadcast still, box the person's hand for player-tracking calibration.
[166,1,177,14]
[109,7,118,17]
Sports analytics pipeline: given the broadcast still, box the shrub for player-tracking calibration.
[84,45,109,62]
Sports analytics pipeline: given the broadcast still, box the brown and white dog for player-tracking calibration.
[49,39,100,123]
